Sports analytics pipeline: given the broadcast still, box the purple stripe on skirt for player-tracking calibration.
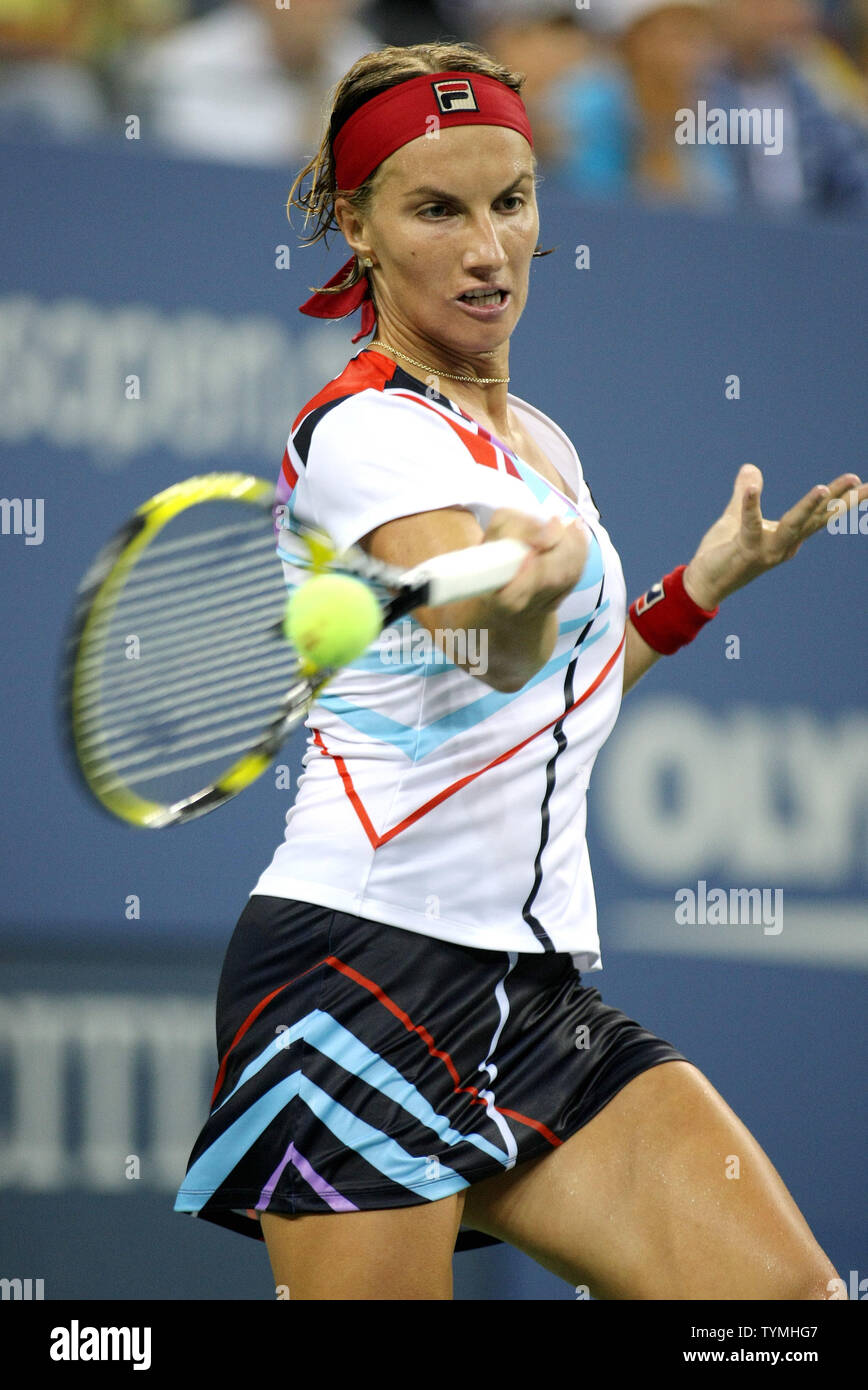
[256,1140,360,1213]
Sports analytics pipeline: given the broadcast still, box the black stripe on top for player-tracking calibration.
[383,362,473,418]
[292,359,465,471]
[521,567,607,950]
[292,394,356,470]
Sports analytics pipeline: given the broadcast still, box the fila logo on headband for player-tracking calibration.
[634,581,665,616]
[432,79,479,114]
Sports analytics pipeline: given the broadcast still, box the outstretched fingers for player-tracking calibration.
[726,462,763,518]
[821,474,867,532]
[778,473,864,550]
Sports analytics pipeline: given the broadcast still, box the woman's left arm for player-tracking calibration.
[622,464,866,696]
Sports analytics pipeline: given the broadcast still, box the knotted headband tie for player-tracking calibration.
[298,71,534,341]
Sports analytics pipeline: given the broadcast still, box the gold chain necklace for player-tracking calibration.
[366,339,509,385]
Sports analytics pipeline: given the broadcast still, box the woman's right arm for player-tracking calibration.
[361,506,588,693]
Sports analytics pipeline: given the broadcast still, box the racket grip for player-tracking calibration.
[406,538,532,606]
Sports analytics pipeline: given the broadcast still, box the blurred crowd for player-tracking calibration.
[2,0,867,215]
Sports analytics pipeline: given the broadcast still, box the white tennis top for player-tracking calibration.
[251,348,627,971]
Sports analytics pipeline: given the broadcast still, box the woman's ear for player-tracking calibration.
[334,197,374,266]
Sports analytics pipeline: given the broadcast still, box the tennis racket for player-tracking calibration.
[61,472,530,829]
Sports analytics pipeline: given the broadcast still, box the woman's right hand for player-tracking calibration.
[361,504,588,691]
[483,508,589,616]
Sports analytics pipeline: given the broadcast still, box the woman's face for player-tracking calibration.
[340,123,539,358]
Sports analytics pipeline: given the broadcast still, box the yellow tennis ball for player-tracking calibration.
[283,573,382,670]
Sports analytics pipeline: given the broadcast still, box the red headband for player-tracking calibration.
[298,71,534,342]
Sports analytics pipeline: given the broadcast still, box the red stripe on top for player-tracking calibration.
[288,351,511,481]
[312,726,378,844]
[502,453,523,480]
[280,448,298,492]
[290,349,398,433]
[472,419,522,478]
[312,629,626,850]
[390,391,501,471]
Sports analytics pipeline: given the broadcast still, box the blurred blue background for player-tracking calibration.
[0,130,865,1300]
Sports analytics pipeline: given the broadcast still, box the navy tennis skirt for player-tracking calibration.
[175,896,687,1252]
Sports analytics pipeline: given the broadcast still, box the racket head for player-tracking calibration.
[61,473,531,830]
[61,473,317,829]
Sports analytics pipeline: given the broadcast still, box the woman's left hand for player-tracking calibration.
[682,463,866,610]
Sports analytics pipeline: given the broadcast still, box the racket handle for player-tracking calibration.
[404,537,532,606]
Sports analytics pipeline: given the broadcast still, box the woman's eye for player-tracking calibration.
[420,196,525,218]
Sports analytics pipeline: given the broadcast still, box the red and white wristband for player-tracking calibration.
[628,565,719,655]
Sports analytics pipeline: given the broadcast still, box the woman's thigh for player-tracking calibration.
[461,1060,839,1300]
[260,1191,466,1300]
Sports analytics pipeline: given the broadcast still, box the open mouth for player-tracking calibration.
[458,289,507,306]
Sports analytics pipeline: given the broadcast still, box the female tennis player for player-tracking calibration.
[174,41,865,1300]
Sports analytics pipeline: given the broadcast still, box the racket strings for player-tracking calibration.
[77,593,285,694]
[74,501,302,799]
[77,649,295,725]
[97,711,291,777]
[131,518,271,558]
[89,680,316,789]
[114,537,277,606]
[92,736,271,790]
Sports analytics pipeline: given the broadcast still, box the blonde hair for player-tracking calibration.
[286,40,552,301]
